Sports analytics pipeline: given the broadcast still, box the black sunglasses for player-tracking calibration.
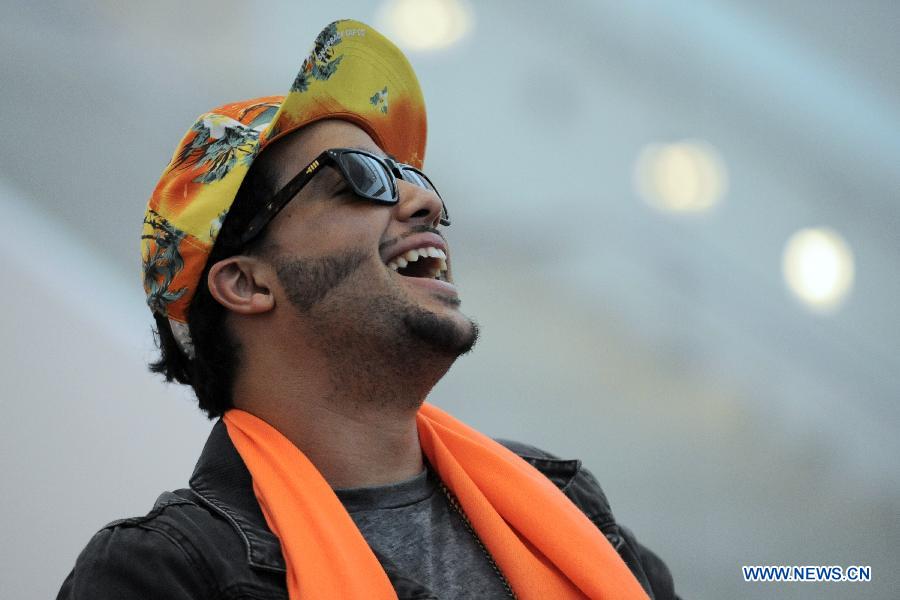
[240,148,449,246]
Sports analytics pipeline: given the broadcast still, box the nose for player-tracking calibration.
[393,180,445,228]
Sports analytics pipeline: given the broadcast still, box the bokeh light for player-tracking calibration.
[634,140,728,213]
[377,0,472,51]
[782,227,855,313]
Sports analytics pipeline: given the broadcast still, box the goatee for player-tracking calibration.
[402,301,479,356]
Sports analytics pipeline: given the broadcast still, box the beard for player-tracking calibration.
[275,249,369,311]
[402,301,479,356]
[273,249,479,357]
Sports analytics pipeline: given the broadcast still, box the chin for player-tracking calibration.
[402,302,479,357]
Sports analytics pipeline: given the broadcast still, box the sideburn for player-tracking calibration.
[274,249,370,311]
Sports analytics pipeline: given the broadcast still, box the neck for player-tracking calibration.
[231,323,455,488]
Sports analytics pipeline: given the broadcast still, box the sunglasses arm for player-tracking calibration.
[237,152,336,246]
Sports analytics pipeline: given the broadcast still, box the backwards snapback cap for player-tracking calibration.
[141,20,427,356]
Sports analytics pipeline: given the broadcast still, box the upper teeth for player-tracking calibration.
[387,246,448,277]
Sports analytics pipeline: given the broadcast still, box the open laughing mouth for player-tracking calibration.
[386,246,448,281]
[382,233,458,296]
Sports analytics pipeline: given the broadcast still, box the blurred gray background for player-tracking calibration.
[2,1,898,598]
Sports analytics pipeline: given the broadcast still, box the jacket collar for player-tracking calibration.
[187,420,439,598]
[189,420,287,573]
[186,420,589,576]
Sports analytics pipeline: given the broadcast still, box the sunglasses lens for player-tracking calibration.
[400,167,449,225]
[343,152,395,201]
[400,168,437,193]
[336,152,450,225]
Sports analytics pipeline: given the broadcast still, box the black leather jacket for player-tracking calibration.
[58,421,678,599]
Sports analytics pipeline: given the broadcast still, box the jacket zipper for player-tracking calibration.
[438,482,517,599]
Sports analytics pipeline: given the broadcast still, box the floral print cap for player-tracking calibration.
[142,20,427,339]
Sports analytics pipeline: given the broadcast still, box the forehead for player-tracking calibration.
[264,119,385,189]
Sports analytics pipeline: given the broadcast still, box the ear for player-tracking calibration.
[207,256,275,315]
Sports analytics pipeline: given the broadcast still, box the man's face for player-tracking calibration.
[255,119,478,359]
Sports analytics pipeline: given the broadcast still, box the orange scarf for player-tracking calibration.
[223,405,649,599]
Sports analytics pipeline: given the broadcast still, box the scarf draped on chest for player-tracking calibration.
[223,404,649,599]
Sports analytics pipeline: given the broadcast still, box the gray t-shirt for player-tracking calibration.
[334,466,511,599]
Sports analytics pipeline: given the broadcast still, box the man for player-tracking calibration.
[59,20,678,599]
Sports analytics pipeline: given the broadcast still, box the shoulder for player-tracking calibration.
[495,439,680,600]
[57,491,263,600]
[495,438,612,516]
[57,492,208,599]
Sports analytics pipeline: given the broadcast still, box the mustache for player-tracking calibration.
[378,225,446,253]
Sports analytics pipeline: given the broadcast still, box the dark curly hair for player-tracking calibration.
[149,155,279,418]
